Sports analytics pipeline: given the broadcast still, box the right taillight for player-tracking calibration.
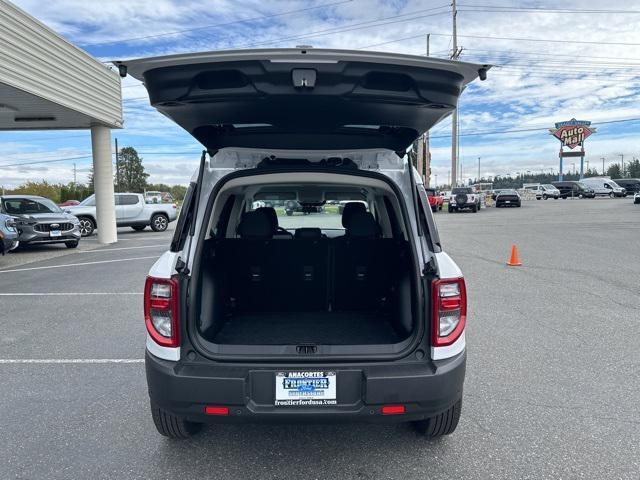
[144,276,180,347]
[432,278,467,347]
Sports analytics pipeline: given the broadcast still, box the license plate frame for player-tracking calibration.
[274,371,337,406]
[49,230,62,237]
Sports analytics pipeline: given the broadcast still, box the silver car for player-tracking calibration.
[0,213,19,254]
[0,195,81,248]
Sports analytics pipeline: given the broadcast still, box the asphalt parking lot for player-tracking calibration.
[1,199,639,480]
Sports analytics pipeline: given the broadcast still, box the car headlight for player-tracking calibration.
[5,219,16,232]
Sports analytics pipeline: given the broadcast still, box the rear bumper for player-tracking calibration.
[145,349,466,423]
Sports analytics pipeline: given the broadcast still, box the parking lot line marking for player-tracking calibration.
[0,293,143,296]
[0,359,144,364]
[78,244,166,253]
[0,256,158,274]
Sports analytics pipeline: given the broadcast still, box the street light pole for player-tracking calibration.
[477,156,481,182]
[619,154,624,177]
[601,157,605,175]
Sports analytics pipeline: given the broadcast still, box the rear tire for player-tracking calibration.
[609,192,614,198]
[414,398,462,439]
[77,217,95,237]
[471,204,477,213]
[65,241,79,248]
[150,401,202,439]
[150,213,169,232]
[542,194,548,200]
[448,206,453,213]
[132,225,146,231]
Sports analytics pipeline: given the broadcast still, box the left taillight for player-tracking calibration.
[144,276,180,347]
[432,278,467,347]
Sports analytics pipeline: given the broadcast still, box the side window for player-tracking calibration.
[121,195,139,205]
[114,196,122,206]
[170,183,196,252]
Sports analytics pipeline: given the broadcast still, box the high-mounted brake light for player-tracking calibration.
[432,278,467,347]
[144,276,180,347]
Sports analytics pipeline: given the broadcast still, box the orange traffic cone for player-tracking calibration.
[507,244,522,266]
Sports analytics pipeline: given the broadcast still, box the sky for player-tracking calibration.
[2,0,640,188]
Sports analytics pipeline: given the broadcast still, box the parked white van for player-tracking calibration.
[580,177,626,197]
[523,184,560,200]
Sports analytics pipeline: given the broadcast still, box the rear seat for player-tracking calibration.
[333,211,406,311]
[212,209,406,314]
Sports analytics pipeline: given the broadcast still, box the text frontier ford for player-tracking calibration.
[115,48,489,439]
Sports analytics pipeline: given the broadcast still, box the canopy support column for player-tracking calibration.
[91,125,117,244]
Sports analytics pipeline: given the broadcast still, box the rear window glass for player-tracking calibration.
[452,188,472,194]
[249,197,369,231]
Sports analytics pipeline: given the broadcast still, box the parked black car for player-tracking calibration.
[613,178,640,196]
[551,181,596,199]
[495,190,522,207]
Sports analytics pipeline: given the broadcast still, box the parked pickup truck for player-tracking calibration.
[66,193,178,236]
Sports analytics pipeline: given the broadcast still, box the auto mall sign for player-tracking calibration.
[549,119,595,149]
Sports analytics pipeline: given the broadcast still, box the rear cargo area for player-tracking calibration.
[196,235,414,346]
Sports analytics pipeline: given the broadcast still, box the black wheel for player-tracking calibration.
[286,210,294,216]
[609,192,614,198]
[536,197,541,200]
[77,217,95,237]
[578,194,584,199]
[447,206,453,213]
[132,225,146,231]
[439,204,443,211]
[471,204,477,213]
[431,206,437,213]
[150,401,202,439]
[65,241,79,248]
[150,214,169,232]
[542,194,548,200]
[413,398,462,439]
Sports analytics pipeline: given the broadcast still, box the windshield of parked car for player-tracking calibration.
[2,197,62,215]
[79,195,96,206]
[452,188,473,194]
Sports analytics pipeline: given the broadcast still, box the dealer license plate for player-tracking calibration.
[505,200,511,204]
[275,371,337,406]
[50,230,62,237]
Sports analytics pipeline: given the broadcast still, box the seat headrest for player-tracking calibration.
[341,202,367,228]
[237,210,273,239]
[295,228,322,239]
[255,207,278,232]
[346,211,381,238]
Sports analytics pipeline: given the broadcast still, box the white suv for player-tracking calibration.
[117,48,488,439]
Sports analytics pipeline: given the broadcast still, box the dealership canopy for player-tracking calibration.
[0,0,122,243]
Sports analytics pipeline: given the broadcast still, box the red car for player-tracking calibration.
[425,188,444,212]
[58,199,80,208]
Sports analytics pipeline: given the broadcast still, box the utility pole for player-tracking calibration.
[450,0,460,187]
[115,138,120,193]
[477,156,481,182]
[619,153,624,177]
[424,33,431,187]
[73,163,77,186]
[601,157,605,175]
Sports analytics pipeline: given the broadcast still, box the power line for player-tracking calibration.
[430,117,640,139]
[457,4,640,14]
[81,0,355,47]
[428,32,640,47]
[1,151,202,168]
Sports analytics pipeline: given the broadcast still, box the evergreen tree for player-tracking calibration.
[606,163,622,179]
[116,147,149,193]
